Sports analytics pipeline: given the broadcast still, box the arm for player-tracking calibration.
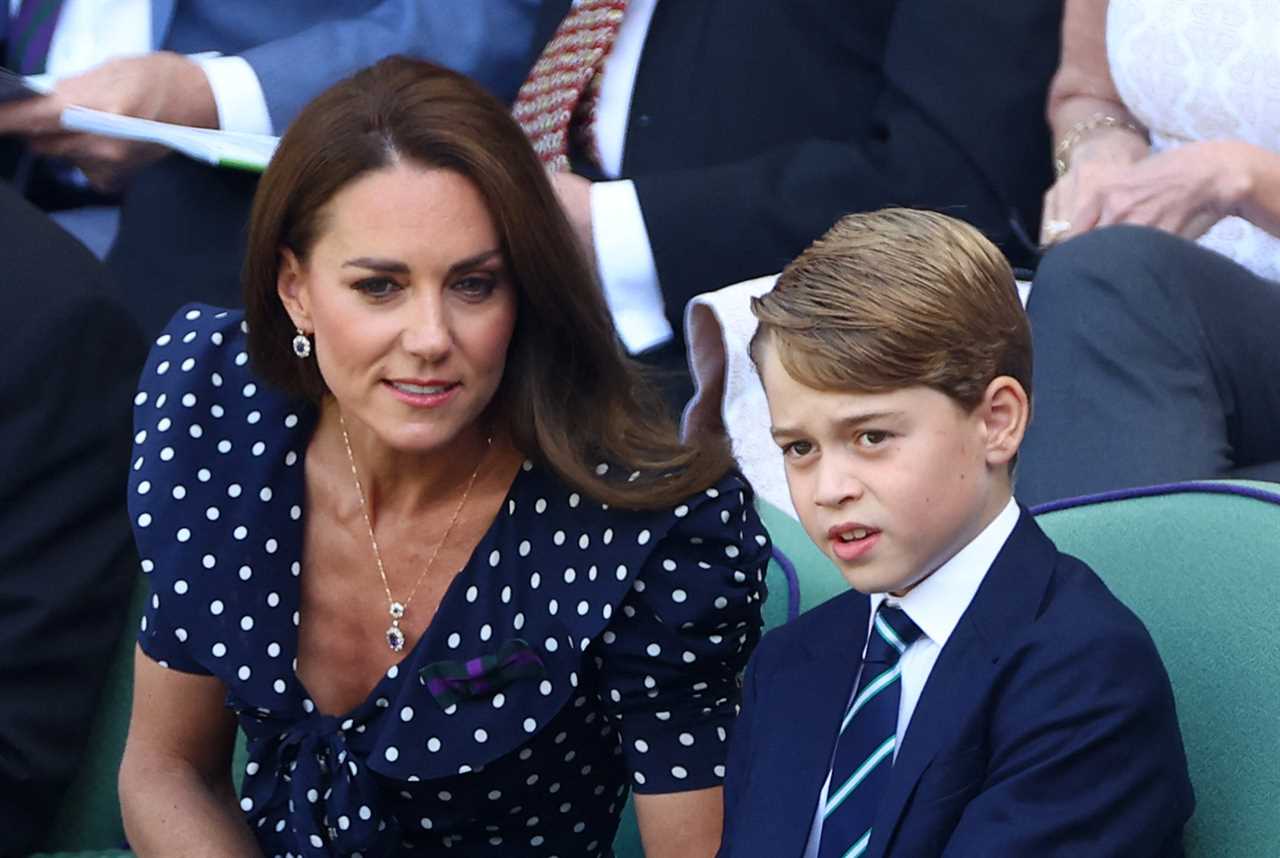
[119,649,264,858]
[1043,0,1280,243]
[939,623,1193,856]
[241,0,542,128]
[635,788,725,858]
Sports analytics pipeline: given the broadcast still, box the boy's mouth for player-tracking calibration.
[827,522,881,561]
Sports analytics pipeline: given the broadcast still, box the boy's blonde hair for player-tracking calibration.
[751,208,1032,412]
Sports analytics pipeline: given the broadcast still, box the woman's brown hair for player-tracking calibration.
[243,56,731,509]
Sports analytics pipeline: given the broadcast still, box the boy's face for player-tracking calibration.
[759,343,1016,596]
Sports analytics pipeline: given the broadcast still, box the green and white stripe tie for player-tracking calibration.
[816,605,922,858]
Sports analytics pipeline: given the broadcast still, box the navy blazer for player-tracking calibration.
[718,511,1194,858]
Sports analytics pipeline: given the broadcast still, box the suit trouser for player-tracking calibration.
[1017,225,1280,506]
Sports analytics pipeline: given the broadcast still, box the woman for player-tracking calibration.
[118,57,768,858]
[1017,0,1280,504]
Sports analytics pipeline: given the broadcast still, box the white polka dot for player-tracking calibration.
[217,440,232,454]
[480,624,492,642]
[524,717,537,732]
[603,528,614,545]
[420,817,433,829]
[577,600,590,616]
[465,585,478,603]
[251,441,265,456]
[513,612,525,630]
[634,739,649,753]
[682,651,696,664]
[715,596,729,609]
[134,392,149,406]
[545,637,559,653]
[173,579,188,594]
[156,361,170,375]
[384,746,399,762]
[237,665,251,681]
[553,530,566,546]
[189,424,203,439]
[672,589,688,603]
[646,643,661,657]
[726,545,740,558]
[679,733,695,746]
[267,642,281,657]
[247,411,261,425]
[674,504,689,518]
[474,728,488,743]
[245,761,259,775]
[265,538,278,554]
[359,805,372,821]
[489,549,501,567]
[447,632,461,649]
[672,766,688,779]
[715,764,726,778]
[240,616,254,631]
[578,534,590,549]
[400,706,414,722]
[309,835,323,848]
[259,487,272,502]
[160,447,174,462]
[615,564,628,581]
[568,492,581,508]
[233,526,248,541]
[539,680,553,696]
[174,628,188,642]
[211,642,227,657]
[209,600,224,615]
[530,572,541,589]
[180,358,195,372]
[137,480,151,495]
[535,498,547,514]
[492,693,505,709]
[518,540,531,557]
[202,554,216,569]
[500,585,512,603]
[239,565,253,581]
[136,513,152,528]
[273,679,286,693]
[427,737,442,752]
[564,568,576,584]
[662,559,677,572]
[634,771,646,785]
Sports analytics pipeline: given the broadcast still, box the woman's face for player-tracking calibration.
[278,163,517,454]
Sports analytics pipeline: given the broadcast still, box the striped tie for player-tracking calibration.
[817,604,923,858]
[511,0,628,173]
[6,0,66,74]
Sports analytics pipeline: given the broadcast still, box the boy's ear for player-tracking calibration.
[277,247,312,332]
[979,375,1029,468]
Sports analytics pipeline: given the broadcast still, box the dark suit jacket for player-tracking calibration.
[537,0,1061,337]
[717,511,1194,858]
[0,184,145,856]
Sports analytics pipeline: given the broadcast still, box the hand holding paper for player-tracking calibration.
[0,51,219,191]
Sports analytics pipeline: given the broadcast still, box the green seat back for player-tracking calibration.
[1034,482,1280,858]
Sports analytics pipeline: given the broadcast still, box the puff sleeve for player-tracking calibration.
[595,474,770,793]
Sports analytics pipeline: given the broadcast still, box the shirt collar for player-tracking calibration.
[869,497,1020,650]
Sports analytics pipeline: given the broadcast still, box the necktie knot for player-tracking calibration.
[864,604,923,666]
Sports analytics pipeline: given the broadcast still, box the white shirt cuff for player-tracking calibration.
[193,54,274,135]
[589,179,674,354]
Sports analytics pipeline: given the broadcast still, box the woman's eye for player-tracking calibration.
[354,277,400,299]
[782,440,814,458]
[452,275,498,300]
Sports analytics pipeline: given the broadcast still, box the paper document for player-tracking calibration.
[59,105,279,172]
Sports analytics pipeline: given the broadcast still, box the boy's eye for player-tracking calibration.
[782,440,814,458]
[354,277,401,299]
[855,430,892,447]
[452,274,498,300]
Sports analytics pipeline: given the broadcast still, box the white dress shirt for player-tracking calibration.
[586,0,673,353]
[801,497,1022,858]
[17,0,273,134]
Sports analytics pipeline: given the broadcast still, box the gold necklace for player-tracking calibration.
[338,412,491,653]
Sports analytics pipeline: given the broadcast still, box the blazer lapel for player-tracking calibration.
[750,590,871,856]
[865,510,1058,857]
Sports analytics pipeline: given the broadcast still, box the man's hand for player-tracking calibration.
[549,170,594,262]
[0,52,218,192]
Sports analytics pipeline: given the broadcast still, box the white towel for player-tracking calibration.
[682,274,797,518]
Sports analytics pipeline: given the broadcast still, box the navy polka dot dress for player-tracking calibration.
[128,306,770,857]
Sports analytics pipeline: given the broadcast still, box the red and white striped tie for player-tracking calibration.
[512,0,629,173]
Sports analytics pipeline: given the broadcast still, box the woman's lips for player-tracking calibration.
[384,379,460,408]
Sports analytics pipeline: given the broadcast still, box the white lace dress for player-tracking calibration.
[1107,0,1280,282]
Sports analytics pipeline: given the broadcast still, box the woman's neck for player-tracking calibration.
[314,399,498,520]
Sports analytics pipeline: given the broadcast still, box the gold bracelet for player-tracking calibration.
[1053,113,1147,177]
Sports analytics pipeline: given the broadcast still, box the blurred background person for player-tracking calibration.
[0,181,143,856]
[1018,0,1280,503]
[516,0,1064,406]
[0,0,542,328]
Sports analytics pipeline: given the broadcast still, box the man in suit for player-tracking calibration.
[520,0,1061,402]
[722,209,1192,857]
[0,182,145,856]
[0,0,542,330]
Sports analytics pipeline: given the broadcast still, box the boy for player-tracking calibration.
[717,209,1193,857]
